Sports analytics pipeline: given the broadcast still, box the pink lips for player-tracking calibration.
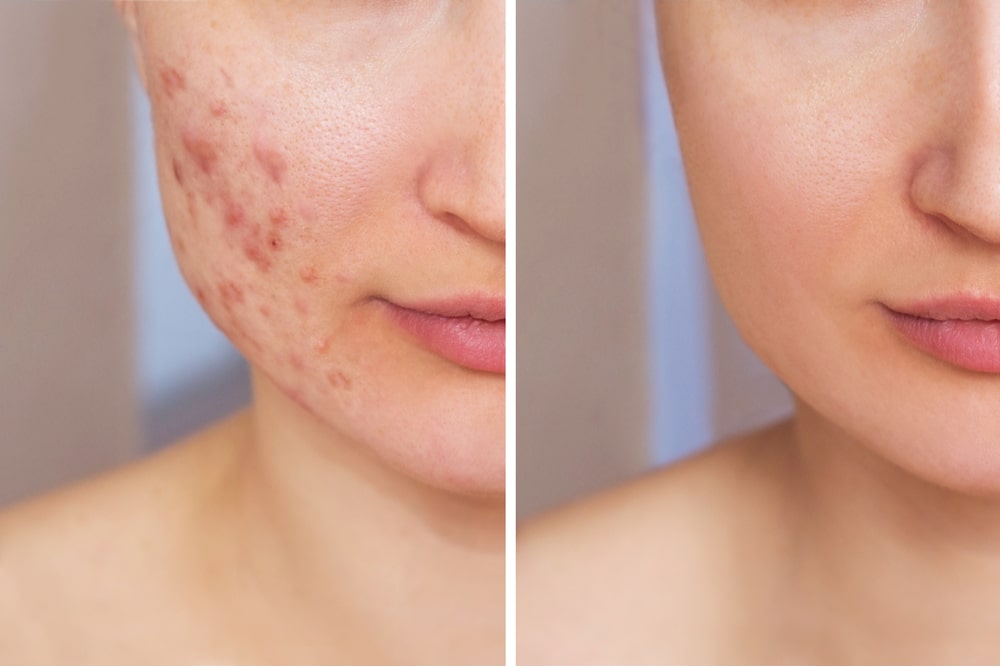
[885,296,1000,373]
[383,296,505,374]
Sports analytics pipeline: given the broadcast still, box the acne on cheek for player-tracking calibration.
[157,63,358,397]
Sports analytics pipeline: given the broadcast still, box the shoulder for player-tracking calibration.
[517,420,793,665]
[0,416,243,660]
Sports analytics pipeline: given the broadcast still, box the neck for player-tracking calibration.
[764,400,1000,663]
[204,370,504,664]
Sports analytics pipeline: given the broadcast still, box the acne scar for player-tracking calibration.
[326,370,353,391]
[159,66,186,99]
[219,281,245,307]
[224,199,246,229]
[253,141,288,185]
[314,336,332,354]
[182,129,218,175]
[267,232,283,251]
[300,266,319,285]
[243,242,272,272]
[210,100,229,118]
[269,207,288,227]
[172,158,184,185]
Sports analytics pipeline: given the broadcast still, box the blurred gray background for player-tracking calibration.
[517,0,793,519]
[0,3,248,507]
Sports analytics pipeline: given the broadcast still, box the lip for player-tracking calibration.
[381,296,505,374]
[883,295,1000,373]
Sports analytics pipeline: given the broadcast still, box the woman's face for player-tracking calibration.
[659,2,1000,493]
[129,1,504,494]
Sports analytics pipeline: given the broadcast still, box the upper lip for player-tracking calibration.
[885,294,1000,321]
[383,295,505,322]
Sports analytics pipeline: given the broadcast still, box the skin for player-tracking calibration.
[520,1,1000,664]
[0,1,503,664]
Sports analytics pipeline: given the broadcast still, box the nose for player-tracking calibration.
[418,0,505,245]
[911,2,1000,245]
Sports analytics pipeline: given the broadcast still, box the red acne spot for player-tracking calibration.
[219,281,245,306]
[172,158,184,185]
[181,129,218,175]
[194,287,207,304]
[314,337,331,354]
[297,203,318,222]
[335,274,350,285]
[159,66,186,99]
[224,200,245,229]
[209,100,229,118]
[258,305,272,319]
[175,238,188,255]
[300,266,319,285]
[268,207,288,227]
[289,353,304,371]
[267,232,282,251]
[253,141,288,185]
[294,297,309,316]
[244,242,272,272]
[326,370,353,391]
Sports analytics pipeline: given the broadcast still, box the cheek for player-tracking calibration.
[152,61,385,398]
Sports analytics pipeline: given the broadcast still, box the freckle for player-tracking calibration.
[159,66,186,99]
[268,207,288,227]
[300,266,319,285]
[181,129,218,175]
[210,100,229,118]
[172,158,184,185]
[244,243,272,272]
[253,141,288,185]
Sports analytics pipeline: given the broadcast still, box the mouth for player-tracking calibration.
[380,296,505,374]
[883,295,1000,373]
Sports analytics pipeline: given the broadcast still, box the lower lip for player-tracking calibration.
[886,308,1000,373]
[385,304,505,374]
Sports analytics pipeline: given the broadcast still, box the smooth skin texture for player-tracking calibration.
[0,1,503,664]
[520,1,1000,664]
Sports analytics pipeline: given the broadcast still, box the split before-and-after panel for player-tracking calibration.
[3,1,995,665]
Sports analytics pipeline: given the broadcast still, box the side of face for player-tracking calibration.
[124,1,505,494]
[658,2,1000,493]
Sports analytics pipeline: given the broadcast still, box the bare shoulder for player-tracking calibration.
[517,420,793,665]
[0,414,245,661]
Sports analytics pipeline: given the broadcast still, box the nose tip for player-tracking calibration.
[911,136,1000,247]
